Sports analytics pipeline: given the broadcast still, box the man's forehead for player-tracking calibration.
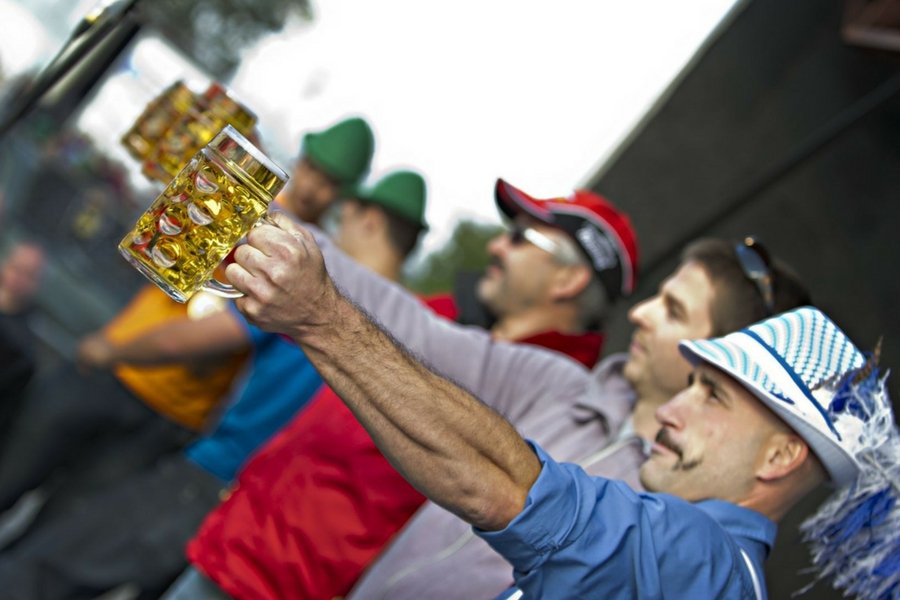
[297,157,338,183]
[692,362,785,424]
[662,263,714,315]
[694,362,738,389]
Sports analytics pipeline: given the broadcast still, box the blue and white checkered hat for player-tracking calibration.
[684,308,900,597]
[678,306,869,486]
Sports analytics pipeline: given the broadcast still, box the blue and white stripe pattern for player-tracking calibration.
[745,308,862,393]
[682,307,899,599]
[686,337,785,404]
[679,307,867,485]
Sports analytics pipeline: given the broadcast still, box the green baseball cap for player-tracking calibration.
[302,117,375,184]
[353,170,428,229]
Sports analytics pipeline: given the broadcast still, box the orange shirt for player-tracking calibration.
[104,285,248,431]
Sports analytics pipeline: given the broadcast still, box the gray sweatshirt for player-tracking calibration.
[316,228,645,599]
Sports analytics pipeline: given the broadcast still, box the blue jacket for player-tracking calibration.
[481,443,774,600]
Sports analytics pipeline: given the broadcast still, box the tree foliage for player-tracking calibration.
[404,220,503,295]
[140,0,313,80]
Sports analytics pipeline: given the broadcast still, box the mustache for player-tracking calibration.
[655,428,683,461]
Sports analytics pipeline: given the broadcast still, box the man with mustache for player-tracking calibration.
[226,217,897,599]
[346,235,811,599]
[655,425,701,469]
[221,210,806,598]
[175,179,637,599]
[467,179,639,367]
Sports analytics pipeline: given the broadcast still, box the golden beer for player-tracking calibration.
[121,81,197,162]
[145,83,258,184]
[120,125,288,302]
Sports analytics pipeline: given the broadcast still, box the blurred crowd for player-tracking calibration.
[0,110,896,600]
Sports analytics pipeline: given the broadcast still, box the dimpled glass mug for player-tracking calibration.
[143,83,257,185]
[119,125,288,303]
[120,80,197,163]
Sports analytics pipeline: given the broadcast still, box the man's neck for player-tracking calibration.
[631,387,671,441]
[490,306,580,342]
[368,260,402,283]
[348,246,403,283]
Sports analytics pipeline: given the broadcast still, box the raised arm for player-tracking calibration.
[300,218,588,424]
[227,215,542,529]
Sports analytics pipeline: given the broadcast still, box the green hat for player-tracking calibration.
[302,117,375,184]
[354,170,428,229]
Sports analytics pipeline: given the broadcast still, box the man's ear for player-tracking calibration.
[549,264,592,302]
[757,433,810,481]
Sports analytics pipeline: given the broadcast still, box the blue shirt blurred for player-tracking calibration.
[185,309,323,482]
[480,443,774,600]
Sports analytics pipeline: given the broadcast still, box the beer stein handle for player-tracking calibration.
[198,212,281,299]
[200,277,243,298]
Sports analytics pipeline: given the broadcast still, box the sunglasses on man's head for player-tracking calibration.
[734,236,775,315]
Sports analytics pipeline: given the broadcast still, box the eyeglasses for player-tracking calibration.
[734,236,775,315]
[508,224,581,265]
[509,224,558,253]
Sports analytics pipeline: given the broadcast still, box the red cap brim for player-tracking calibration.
[494,179,555,224]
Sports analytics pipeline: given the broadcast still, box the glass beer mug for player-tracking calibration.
[120,80,197,162]
[144,83,257,185]
[119,125,288,303]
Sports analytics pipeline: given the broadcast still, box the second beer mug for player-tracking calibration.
[119,125,288,303]
[120,80,197,162]
[144,83,257,184]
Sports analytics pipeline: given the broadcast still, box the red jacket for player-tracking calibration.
[187,296,602,599]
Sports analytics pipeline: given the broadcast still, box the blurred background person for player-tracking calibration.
[277,115,375,225]
[0,116,376,531]
[0,240,46,325]
[0,166,431,600]
[0,240,45,434]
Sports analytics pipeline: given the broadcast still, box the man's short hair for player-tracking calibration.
[682,238,812,337]
[574,275,610,331]
[383,210,424,259]
[550,232,611,330]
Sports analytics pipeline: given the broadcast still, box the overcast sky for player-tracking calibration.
[1,0,741,250]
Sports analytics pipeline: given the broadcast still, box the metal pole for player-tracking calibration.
[0,0,144,141]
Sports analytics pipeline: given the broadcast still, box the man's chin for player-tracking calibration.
[638,464,661,493]
[638,455,679,492]
[622,358,643,386]
[476,282,498,307]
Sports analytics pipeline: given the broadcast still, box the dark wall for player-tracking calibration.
[591,0,899,598]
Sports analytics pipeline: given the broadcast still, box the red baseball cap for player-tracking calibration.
[494,178,639,300]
